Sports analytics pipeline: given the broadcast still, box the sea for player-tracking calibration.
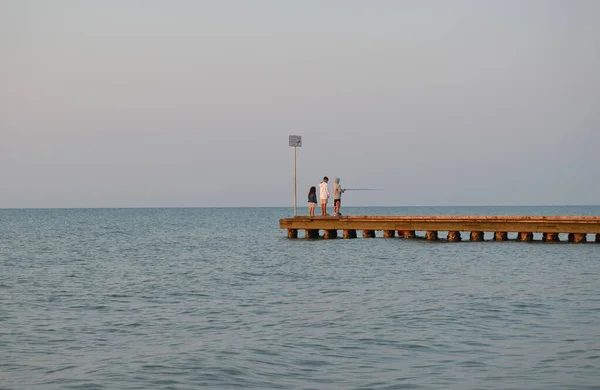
[1,206,599,390]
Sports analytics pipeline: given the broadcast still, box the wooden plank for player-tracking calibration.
[279,216,600,234]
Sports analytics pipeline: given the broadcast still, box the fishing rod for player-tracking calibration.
[343,188,384,191]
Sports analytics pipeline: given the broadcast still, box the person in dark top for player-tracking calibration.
[307,186,317,216]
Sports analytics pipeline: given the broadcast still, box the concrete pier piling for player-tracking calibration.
[362,230,376,238]
[403,230,416,239]
[343,229,357,239]
[518,232,534,242]
[425,231,438,241]
[470,231,484,241]
[447,231,461,242]
[324,230,337,240]
[569,233,587,243]
[281,216,600,243]
[494,232,508,241]
[542,232,560,242]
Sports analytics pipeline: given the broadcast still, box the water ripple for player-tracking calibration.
[1,207,600,389]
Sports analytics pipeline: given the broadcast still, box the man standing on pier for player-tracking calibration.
[319,176,330,216]
[333,177,345,216]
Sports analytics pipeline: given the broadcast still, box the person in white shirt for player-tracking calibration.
[319,176,330,216]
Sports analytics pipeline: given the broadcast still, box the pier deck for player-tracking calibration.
[280,215,600,242]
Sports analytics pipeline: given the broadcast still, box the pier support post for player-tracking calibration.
[343,230,357,239]
[305,229,320,239]
[568,233,587,243]
[447,231,461,242]
[470,231,484,241]
[494,232,508,241]
[425,231,438,241]
[323,230,338,239]
[282,216,600,242]
[402,230,416,239]
[362,230,376,238]
[518,232,533,242]
[542,232,559,242]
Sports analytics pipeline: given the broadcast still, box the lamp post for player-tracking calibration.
[288,135,302,216]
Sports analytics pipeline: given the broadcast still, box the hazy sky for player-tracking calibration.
[1,0,599,208]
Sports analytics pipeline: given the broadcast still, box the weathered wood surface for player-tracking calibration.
[281,216,600,234]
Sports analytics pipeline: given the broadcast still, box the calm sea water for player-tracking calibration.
[1,206,599,390]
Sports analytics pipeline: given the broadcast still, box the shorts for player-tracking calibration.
[334,199,341,206]
[321,199,328,204]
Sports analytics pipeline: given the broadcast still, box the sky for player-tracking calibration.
[1,0,599,208]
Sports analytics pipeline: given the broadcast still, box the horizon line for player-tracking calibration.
[1,204,600,210]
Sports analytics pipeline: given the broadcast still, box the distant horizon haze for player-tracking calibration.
[2,0,599,208]
[1,204,600,211]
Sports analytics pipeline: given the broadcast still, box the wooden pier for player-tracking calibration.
[280,216,600,243]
